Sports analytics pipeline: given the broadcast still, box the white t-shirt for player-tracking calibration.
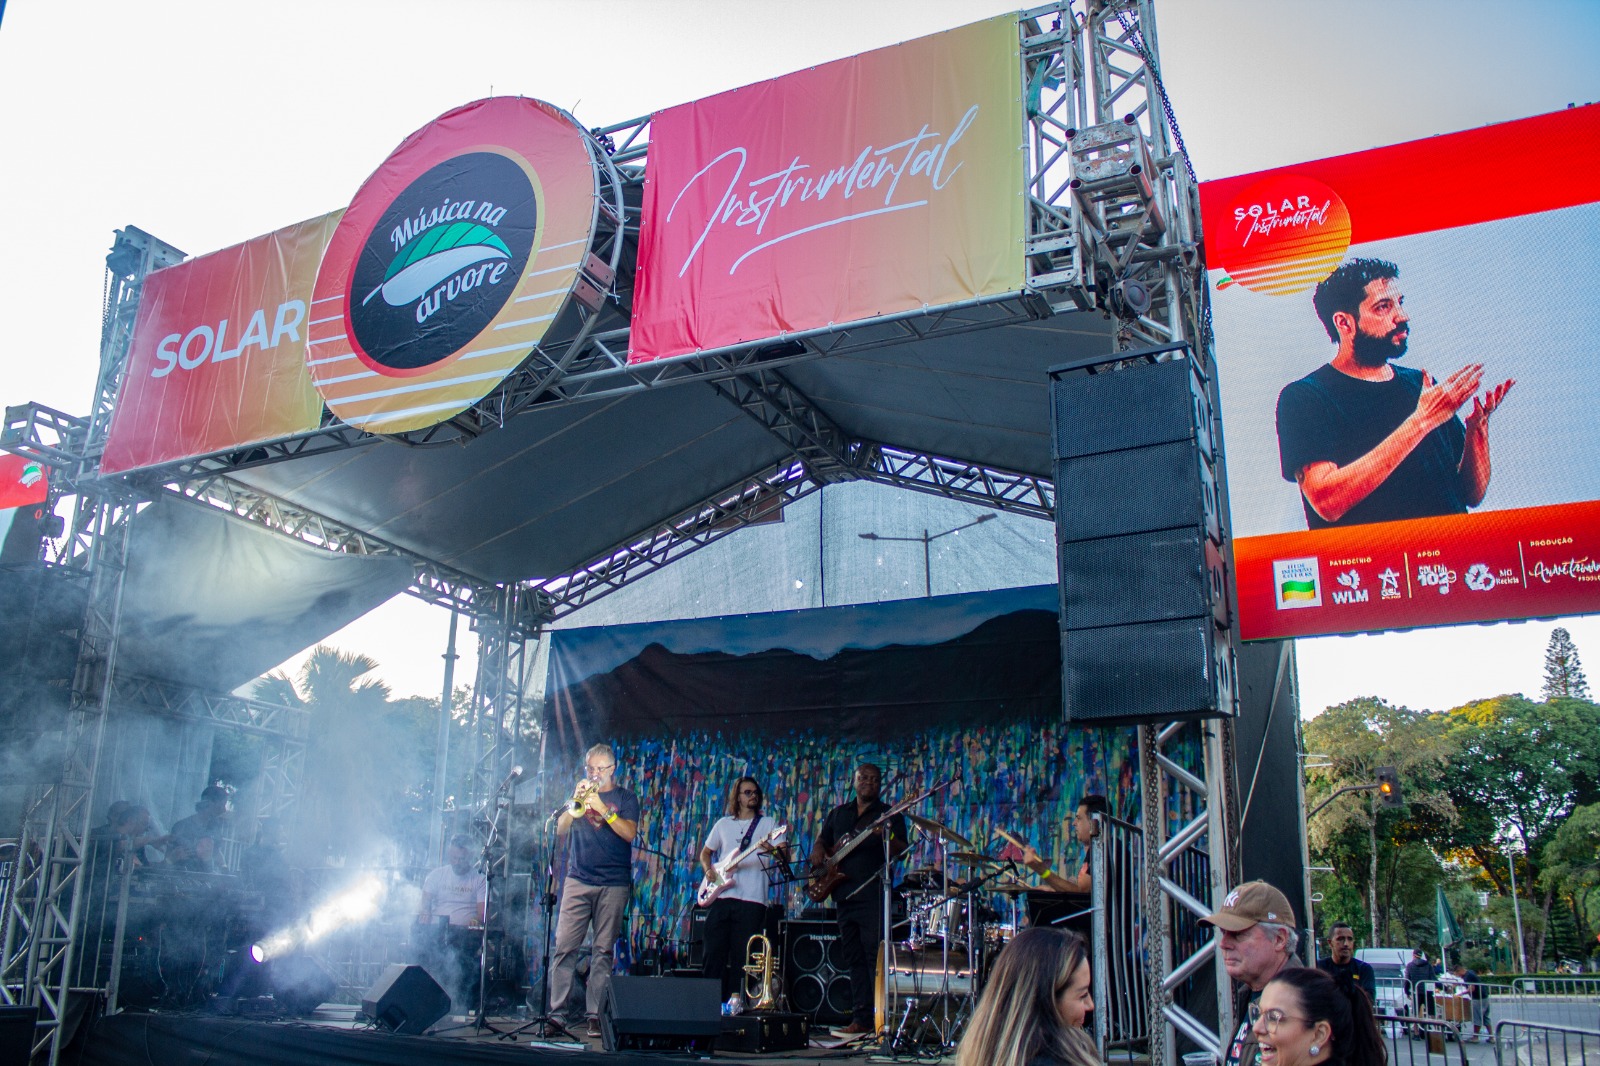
[702,814,778,905]
[423,864,487,926]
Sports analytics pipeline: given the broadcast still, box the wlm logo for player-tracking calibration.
[1331,569,1369,605]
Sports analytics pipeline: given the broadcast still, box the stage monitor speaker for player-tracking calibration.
[0,1006,37,1066]
[272,954,338,1016]
[781,918,852,1024]
[601,975,721,1053]
[360,963,451,1035]
[1049,351,1237,726]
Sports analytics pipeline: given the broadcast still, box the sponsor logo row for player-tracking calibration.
[1271,555,1539,611]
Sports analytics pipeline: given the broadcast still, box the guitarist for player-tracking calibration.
[698,776,786,1000]
[808,763,908,1035]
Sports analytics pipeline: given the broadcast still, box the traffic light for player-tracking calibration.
[1374,766,1403,808]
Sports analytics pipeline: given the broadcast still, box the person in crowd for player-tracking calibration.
[1450,962,1489,1042]
[1022,794,1108,893]
[1255,966,1387,1066]
[1316,922,1376,1004]
[697,776,785,1001]
[550,742,638,1039]
[167,785,232,872]
[1403,948,1436,1023]
[955,926,1101,1066]
[809,762,909,1036]
[1201,881,1299,1066]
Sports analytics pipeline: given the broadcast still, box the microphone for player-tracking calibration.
[496,765,525,794]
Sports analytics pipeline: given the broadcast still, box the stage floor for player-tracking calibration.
[78,1007,956,1065]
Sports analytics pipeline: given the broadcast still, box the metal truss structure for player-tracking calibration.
[0,3,1238,1061]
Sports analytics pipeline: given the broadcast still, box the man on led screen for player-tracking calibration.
[1275,258,1513,529]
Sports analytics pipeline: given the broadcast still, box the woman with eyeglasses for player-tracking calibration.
[1254,967,1387,1066]
[955,927,1101,1066]
[698,776,788,1003]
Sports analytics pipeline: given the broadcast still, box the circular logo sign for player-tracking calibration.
[307,97,598,433]
[1213,174,1351,296]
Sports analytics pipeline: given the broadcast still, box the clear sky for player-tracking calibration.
[2,0,1597,714]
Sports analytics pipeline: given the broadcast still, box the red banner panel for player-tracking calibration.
[1202,104,1600,640]
[629,15,1025,363]
[102,214,338,474]
[0,453,48,510]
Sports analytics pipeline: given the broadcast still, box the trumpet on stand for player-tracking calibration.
[742,933,782,1012]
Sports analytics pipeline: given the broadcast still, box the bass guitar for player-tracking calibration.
[805,781,949,903]
[696,824,788,907]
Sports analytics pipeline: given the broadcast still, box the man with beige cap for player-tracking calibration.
[1199,881,1300,1066]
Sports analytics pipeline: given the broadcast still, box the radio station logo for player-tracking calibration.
[1417,563,1457,595]
[348,153,536,374]
[1273,557,1322,610]
[1213,174,1351,296]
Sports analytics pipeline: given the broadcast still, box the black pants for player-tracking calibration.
[835,889,885,1026]
[701,898,767,999]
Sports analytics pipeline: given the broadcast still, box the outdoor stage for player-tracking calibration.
[77,1009,909,1066]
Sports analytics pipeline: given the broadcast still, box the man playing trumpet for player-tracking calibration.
[550,743,638,1037]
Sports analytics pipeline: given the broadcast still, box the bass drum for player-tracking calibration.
[874,942,975,1032]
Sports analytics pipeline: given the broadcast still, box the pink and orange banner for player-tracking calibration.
[1202,104,1600,640]
[629,15,1025,363]
[102,213,339,474]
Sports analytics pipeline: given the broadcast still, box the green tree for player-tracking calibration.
[1304,697,1458,943]
[1539,802,1600,963]
[1542,627,1591,701]
[256,646,435,867]
[1443,695,1600,966]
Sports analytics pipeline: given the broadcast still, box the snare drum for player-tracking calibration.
[875,942,975,1032]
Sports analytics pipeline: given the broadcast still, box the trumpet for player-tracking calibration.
[566,778,599,816]
[743,933,781,1012]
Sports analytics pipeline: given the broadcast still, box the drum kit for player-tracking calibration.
[872,812,1034,1050]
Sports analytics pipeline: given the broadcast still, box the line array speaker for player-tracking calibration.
[781,918,852,1024]
[1049,350,1237,725]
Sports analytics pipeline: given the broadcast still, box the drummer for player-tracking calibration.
[1021,794,1106,892]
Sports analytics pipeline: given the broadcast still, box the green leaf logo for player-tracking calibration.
[363,222,511,307]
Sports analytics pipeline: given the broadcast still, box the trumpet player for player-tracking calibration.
[551,742,638,1038]
[698,776,786,1001]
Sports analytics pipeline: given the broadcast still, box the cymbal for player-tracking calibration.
[906,814,972,848]
[949,851,1003,867]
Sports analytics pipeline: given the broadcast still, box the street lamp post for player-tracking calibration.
[858,513,996,597]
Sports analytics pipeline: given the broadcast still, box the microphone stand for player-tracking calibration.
[466,792,511,1035]
[499,807,577,1043]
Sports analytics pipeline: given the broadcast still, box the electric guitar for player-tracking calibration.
[696,824,788,907]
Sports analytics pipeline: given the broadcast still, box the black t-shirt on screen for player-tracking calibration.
[1276,363,1469,529]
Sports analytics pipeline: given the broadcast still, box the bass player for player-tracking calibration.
[697,776,788,1001]
[808,763,908,1035]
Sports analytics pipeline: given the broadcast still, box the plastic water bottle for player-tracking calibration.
[725,993,745,1016]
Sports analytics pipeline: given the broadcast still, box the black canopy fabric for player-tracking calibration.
[231,312,1117,584]
[116,497,414,692]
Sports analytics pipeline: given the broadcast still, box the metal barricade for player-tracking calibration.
[1507,979,1600,1032]
[1493,1019,1600,1066]
[1377,1013,1472,1066]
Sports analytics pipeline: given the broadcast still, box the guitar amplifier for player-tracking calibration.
[717,1011,810,1052]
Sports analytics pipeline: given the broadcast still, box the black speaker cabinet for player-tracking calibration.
[0,1006,38,1066]
[1049,350,1237,725]
[601,976,722,1053]
[361,963,451,1035]
[272,954,338,1017]
[717,1011,810,1052]
[781,918,852,1024]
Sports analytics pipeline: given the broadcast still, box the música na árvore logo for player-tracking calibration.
[308,97,598,433]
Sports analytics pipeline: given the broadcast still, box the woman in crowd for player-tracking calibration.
[1255,966,1387,1066]
[956,927,1101,1066]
